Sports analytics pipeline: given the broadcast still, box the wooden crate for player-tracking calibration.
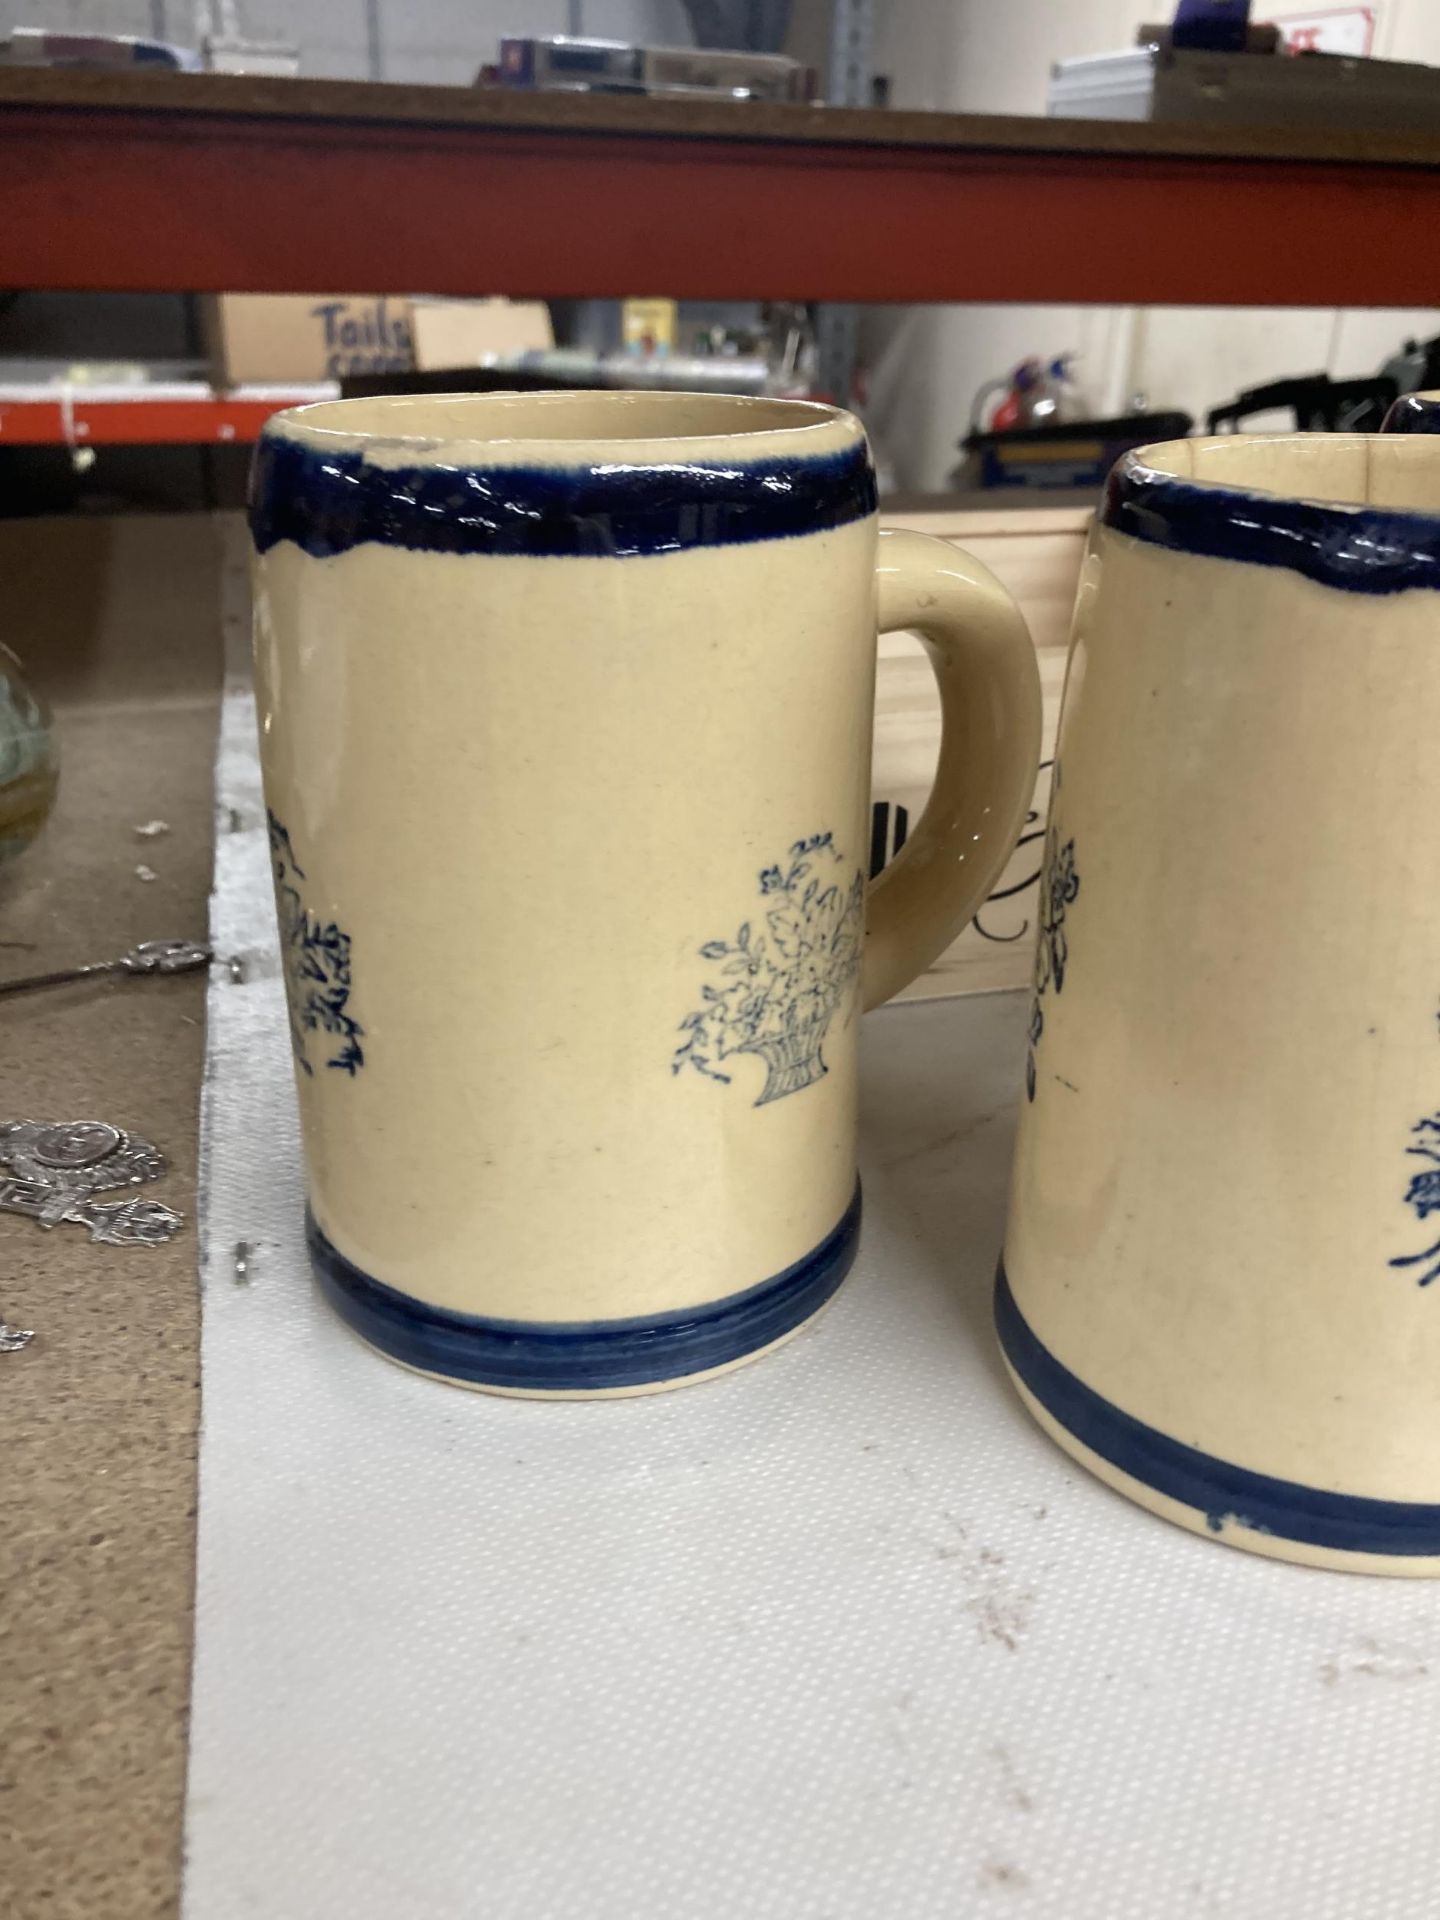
[872,504,1089,1002]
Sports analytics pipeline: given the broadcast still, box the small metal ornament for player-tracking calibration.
[0,1119,183,1245]
[0,937,210,999]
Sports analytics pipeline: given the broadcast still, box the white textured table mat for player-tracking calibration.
[187,681,1440,1920]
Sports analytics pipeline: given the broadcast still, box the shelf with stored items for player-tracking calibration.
[2,67,1440,306]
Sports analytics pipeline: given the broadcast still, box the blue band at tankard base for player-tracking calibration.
[250,435,878,562]
[310,1185,861,1391]
[995,1260,1440,1558]
[1103,456,1440,597]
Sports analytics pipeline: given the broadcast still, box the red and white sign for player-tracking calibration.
[1270,7,1378,56]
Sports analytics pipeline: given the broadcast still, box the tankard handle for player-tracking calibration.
[864,529,1044,1010]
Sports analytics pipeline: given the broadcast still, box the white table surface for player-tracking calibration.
[186,682,1440,1920]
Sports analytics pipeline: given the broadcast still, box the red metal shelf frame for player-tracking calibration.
[2,69,1440,311]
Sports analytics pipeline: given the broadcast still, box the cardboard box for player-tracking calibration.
[408,298,553,373]
[204,294,414,386]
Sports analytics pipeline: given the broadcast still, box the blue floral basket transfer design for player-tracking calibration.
[1389,1103,1440,1289]
[1025,805,1080,1104]
[268,811,365,1077]
[674,832,864,1107]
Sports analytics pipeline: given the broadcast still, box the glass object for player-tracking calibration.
[0,642,57,862]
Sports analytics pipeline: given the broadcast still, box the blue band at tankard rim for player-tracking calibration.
[995,1261,1440,1557]
[249,434,878,562]
[310,1184,861,1391]
[1102,455,1440,596]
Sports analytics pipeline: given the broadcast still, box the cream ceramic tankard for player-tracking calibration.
[252,391,1042,1396]
[1001,432,1440,1574]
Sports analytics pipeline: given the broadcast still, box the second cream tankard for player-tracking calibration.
[1001,431,1440,1574]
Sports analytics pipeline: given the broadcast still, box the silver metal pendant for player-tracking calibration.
[0,937,210,999]
[0,1119,183,1244]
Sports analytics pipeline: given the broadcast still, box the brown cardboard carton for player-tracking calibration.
[408,298,554,372]
[205,294,413,385]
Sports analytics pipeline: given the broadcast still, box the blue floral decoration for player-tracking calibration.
[268,811,365,1077]
[1404,1166,1440,1220]
[674,831,863,1107]
[1025,809,1080,1103]
[1389,1110,1440,1287]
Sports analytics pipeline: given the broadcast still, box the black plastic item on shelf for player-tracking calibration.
[339,367,588,401]
[1383,332,1440,399]
[1207,373,1398,434]
[952,411,1194,492]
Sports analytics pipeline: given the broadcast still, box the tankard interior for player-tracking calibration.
[1131,431,1440,516]
[263,388,857,462]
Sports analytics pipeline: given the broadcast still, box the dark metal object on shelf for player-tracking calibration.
[493,34,811,101]
[952,412,1194,492]
[1379,332,1440,400]
[1207,373,1398,434]
[339,359,777,402]
[3,25,198,70]
[341,366,581,401]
